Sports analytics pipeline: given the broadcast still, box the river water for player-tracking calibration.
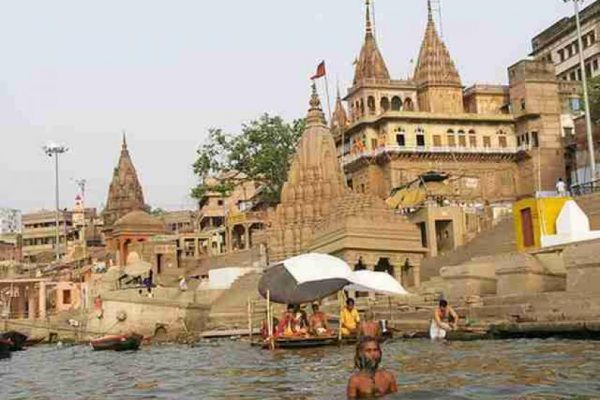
[1,339,599,399]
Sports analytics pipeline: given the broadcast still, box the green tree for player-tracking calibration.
[191,114,305,205]
[587,74,600,123]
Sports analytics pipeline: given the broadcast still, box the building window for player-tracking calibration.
[371,138,378,149]
[433,135,442,147]
[498,137,507,148]
[416,134,425,147]
[569,71,576,81]
[571,98,581,112]
[391,96,402,111]
[531,131,539,148]
[457,130,466,147]
[517,136,521,147]
[396,134,405,146]
[469,135,477,147]
[217,199,224,206]
[63,290,72,305]
[593,59,599,71]
[483,136,491,148]
[558,49,565,62]
[564,127,574,136]
[447,135,456,147]
[380,97,390,112]
[520,99,526,111]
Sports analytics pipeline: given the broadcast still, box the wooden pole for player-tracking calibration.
[266,290,274,350]
[247,298,253,344]
[338,291,343,342]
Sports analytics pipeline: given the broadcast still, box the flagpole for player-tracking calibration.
[323,74,333,124]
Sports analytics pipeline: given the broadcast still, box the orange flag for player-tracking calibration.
[311,61,326,80]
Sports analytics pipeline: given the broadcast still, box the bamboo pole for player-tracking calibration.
[247,298,253,344]
[338,291,343,342]
[266,290,274,350]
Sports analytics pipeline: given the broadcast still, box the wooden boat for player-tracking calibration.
[0,338,12,359]
[0,331,28,351]
[90,333,143,351]
[252,335,340,349]
[24,337,46,347]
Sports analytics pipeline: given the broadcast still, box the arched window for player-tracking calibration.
[367,96,376,114]
[447,129,455,134]
[447,129,456,147]
[359,99,365,116]
[391,96,402,111]
[404,97,414,111]
[457,130,467,147]
[380,97,390,112]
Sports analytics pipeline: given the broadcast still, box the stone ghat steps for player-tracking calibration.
[576,192,600,230]
[420,217,516,281]
[209,272,263,312]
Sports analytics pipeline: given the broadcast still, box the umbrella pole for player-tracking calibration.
[267,290,274,350]
[338,291,343,343]
[247,298,252,344]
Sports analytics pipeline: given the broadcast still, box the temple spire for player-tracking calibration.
[365,0,373,36]
[307,82,326,126]
[121,130,128,151]
[427,0,433,23]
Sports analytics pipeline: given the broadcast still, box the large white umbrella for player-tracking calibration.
[346,270,409,296]
[258,253,353,304]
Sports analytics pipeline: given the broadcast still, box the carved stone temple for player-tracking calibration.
[263,85,427,285]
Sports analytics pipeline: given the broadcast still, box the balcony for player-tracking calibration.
[343,145,518,165]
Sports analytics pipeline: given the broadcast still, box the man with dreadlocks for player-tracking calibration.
[347,336,397,399]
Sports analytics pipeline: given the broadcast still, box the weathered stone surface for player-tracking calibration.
[564,239,600,294]
[496,253,565,296]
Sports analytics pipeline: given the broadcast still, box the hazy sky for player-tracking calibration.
[0,0,589,213]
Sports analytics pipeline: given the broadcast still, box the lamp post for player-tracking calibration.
[43,142,69,262]
[74,178,87,261]
[565,0,597,184]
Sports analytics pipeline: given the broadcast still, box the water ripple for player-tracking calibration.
[0,339,599,399]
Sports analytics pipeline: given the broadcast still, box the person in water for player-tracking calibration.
[347,336,397,399]
[309,303,330,336]
[341,298,360,337]
[360,312,381,338]
[430,299,459,340]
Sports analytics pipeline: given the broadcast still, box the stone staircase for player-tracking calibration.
[420,217,516,282]
[206,271,265,330]
[576,192,600,230]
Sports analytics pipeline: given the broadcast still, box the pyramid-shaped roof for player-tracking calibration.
[353,0,390,85]
[414,1,461,88]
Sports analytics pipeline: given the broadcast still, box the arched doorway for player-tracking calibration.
[374,258,394,275]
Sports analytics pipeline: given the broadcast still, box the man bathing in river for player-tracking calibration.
[360,313,381,338]
[430,299,459,340]
[347,336,397,399]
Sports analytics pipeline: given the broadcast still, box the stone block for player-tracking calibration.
[440,257,497,300]
[564,239,600,294]
[496,253,565,296]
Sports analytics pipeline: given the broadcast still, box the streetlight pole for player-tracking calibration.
[74,178,87,261]
[43,142,69,262]
[567,0,597,184]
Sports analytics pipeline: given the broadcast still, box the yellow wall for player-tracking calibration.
[513,197,571,251]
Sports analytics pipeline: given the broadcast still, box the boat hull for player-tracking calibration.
[0,331,28,351]
[0,339,12,359]
[91,334,143,351]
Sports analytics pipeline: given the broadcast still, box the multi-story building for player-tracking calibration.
[334,1,569,205]
[0,208,21,234]
[21,210,79,262]
[531,0,600,83]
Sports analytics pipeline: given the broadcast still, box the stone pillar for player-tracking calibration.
[194,238,199,258]
[427,216,438,258]
[38,282,46,319]
[244,224,250,250]
[226,228,233,253]
[413,263,421,288]
[28,285,36,320]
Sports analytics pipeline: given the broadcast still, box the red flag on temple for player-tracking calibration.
[311,61,326,80]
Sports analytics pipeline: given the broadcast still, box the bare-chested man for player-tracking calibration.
[360,313,381,338]
[347,336,397,399]
[430,299,459,340]
[309,303,330,336]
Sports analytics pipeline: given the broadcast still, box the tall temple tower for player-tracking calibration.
[414,0,464,113]
[103,134,148,227]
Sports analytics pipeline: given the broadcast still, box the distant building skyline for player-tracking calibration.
[0,0,592,212]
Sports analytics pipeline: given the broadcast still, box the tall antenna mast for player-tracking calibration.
[371,0,377,38]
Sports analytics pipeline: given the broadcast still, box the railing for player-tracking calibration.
[343,145,518,165]
[571,179,600,196]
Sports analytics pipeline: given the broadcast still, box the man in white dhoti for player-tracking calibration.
[430,299,459,340]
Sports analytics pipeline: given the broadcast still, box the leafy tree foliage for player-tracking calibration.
[191,114,305,205]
